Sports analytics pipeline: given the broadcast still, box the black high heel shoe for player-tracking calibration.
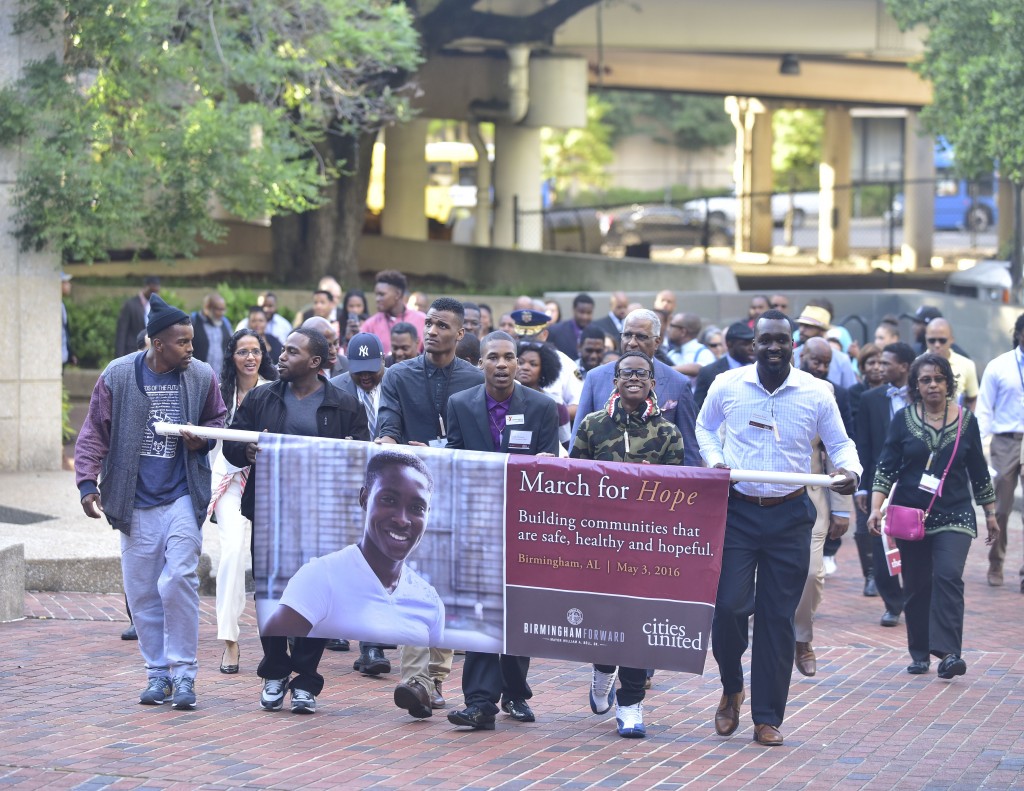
[220,642,240,674]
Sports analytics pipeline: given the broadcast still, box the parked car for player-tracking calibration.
[598,204,733,257]
[946,259,1013,303]
[681,190,820,228]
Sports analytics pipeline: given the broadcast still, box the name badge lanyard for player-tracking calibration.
[1016,348,1024,410]
[423,362,454,438]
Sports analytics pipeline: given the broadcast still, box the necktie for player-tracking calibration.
[359,388,377,437]
[886,385,908,399]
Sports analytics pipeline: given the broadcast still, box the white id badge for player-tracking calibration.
[508,429,533,450]
[918,473,940,494]
[506,414,525,425]
[749,410,774,431]
[428,438,447,448]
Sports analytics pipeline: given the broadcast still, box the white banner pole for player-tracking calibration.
[154,422,844,488]
[153,422,262,445]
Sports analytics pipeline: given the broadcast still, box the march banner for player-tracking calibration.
[252,434,729,674]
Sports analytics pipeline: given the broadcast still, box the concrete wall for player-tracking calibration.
[608,136,732,193]
[0,9,62,472]
[358,235,739,295]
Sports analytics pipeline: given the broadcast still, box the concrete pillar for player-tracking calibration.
[901,110,935,271]
[0,14,63,471]
[818,107,853,263]
[492,123,542,250]
[997,178,1014,256]
[381,119,428,240]
[726,97,773,254]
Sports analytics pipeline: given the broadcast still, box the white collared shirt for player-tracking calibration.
[696,364,862,498]
[976,347,1024,437]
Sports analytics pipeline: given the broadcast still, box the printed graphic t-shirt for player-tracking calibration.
[135,363,190,508]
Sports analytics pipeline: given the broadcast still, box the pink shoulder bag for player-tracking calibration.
[884,407,962,542]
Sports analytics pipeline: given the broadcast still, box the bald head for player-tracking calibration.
[610,291,630,320]
[302,316,339,365]
[924,317,954,358]
[801,336,832,380]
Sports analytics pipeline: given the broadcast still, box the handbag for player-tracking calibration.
[884,406,962,541]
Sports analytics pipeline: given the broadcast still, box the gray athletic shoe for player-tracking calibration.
[171,676,196,710]
[139,675,173,705]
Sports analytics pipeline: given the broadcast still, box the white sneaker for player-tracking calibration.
[615,702,646,738]
[589,667,617,714]
[823,555,838,576]
[290,688,316,714]
[260,677,289,711]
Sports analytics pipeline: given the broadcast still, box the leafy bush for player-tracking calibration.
[213,281,259,327]
[67,289,186,368]
[66,295,124,369]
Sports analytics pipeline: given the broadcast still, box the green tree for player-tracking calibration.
[2,0,421,285]
[886,0,1024,289]
[772,109,823,192]
[541,94,613,202]
[599,90,733,151]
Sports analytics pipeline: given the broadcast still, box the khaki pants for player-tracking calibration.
[990,433,1024,577]
[795,486,829,643]
[400,645,453,692]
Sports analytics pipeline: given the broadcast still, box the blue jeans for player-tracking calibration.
[121,496,201,680]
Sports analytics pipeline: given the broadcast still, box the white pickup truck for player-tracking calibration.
[682,190,820,229]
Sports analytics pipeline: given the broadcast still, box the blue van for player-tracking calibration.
[891,140,998,231]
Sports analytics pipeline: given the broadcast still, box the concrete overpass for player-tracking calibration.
[383,0,937,267]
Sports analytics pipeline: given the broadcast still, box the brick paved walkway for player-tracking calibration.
[2,540,1022,790]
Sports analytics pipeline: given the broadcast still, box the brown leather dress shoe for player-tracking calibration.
[431,679,446,709]
[394,681,433,718]
[795,641,817,677]
[753,723,783,746]
[988,567,1004,586]
[714,690,744,736]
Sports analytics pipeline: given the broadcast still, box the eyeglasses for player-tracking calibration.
[916,375,947,385]
[621,331,653,343]
[926,337,949,345]
[669,324,686,331]
[616,368,652,380]
[234,349,263,358]
[708,341,724,348]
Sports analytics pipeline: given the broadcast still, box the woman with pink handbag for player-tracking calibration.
[866,353,998,679]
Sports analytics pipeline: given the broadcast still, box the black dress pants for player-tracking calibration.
[257,636,328,695]
[897,530,972,662]
[462,652,531,715]
[593,665,647,707]
[712,494,815,727]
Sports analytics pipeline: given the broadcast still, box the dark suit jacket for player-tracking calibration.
[446,383,560,455]
[115,294,147,358]
[833,382,855,438]
[190,312,233,365]
[854,384,893,493]
[591,315,622,349]
[694,356,732,410]
[546,320,583,359]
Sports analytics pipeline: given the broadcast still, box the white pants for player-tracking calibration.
[214,472,250,642]
[121,495,201,680]
[795,486,828,643]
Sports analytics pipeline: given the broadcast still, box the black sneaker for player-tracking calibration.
[260,677,289,711]
[290,689,316,714]
[172,676,196,709]
[139,676,173,705]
